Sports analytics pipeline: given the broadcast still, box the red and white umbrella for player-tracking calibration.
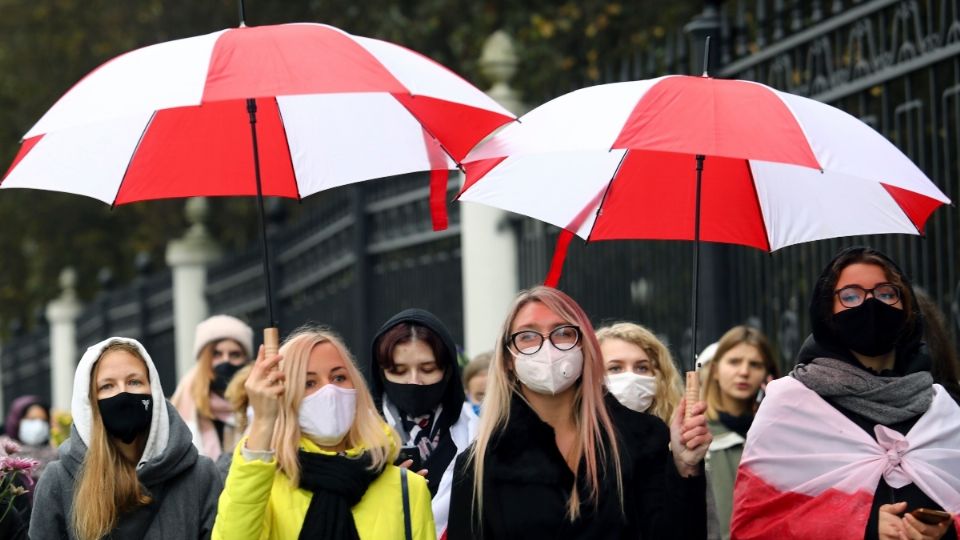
[3,23,513,211]
[1,22,515,341]
[457,75,950,356]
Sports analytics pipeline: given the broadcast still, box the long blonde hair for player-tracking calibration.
[224,364,254,434]
[596,322,683,424]
[703,325,779,421]
[71,341,152,540]
[467,286,623,523]
[272,327,399,487]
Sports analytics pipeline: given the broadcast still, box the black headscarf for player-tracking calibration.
[368,308,465,495]
[799,246,928,376]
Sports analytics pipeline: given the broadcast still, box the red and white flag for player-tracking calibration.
[731,376,960,539]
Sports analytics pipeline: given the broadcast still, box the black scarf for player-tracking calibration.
[297,450,381,540]
[717,411,754,438]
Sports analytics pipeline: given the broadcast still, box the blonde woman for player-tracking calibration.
[446,287,709,539]
[701,326,778,540]
[171,315,254,460]
[30,338,221,540]
[213,327,436,540]
[596,322,682,424]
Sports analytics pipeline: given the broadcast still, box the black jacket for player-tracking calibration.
[447,392,706,540]
[368,308,466,495]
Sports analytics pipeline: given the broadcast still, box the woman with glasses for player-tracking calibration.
[446,286,709,539]
[732,246,960,539]
[172,315,254,460]
[368,309,477,539]
[700,326,779,540]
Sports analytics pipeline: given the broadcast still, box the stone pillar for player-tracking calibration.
[46,268,81,412]
[166,198,221,381]
[460,30,527,357]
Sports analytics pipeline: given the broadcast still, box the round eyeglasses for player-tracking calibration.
[834,283,901,308]
[508,325,581,355]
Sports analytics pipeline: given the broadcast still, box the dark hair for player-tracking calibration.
[375,322,448,371]
[5,395,50,443]
[812,247,919,349]
[914,288,960,401]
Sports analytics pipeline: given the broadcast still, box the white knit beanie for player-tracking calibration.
[193,315,254,360]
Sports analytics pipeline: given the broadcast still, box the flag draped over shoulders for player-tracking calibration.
[730,376,960,539]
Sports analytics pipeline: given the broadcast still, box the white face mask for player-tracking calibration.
[299,384,357,446]
[606,372,657,413]
[514,345,584,395]
[19,418,50,446]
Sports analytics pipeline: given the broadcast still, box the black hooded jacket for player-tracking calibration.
[796,246,956,540]
[368,308,466,495]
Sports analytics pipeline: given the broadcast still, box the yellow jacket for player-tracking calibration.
[213,436,436,540]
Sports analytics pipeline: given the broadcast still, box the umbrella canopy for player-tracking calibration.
[457,74,950,360]
[1,22,515,341]
[460,74,949,268]
[3,23,513,206]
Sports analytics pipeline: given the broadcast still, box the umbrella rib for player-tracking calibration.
[111,110,158,209]
[585,149,629,244]
[390,94,464,175]
[745,160,772,252]
[273,97,302,202]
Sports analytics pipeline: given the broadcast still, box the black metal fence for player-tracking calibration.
[205,173,464,377]
[518,0,960,373]
[0,318,51,411]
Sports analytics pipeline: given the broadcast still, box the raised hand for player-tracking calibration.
[669,397,712,477]
[244,344,285,451]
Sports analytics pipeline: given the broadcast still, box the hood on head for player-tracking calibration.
[804,246,926,374]
[368,309,465,417]
[5,395,48,441]
[72,337,171,467]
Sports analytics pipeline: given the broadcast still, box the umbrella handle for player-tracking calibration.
[264,327,280,358]
[685,371,701,418]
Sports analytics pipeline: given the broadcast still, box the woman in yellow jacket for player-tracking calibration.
[213,327,436,540]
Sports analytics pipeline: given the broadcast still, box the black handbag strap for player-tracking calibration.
[401,467,413,540]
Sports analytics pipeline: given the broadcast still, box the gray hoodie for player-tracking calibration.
[29,337,222,540]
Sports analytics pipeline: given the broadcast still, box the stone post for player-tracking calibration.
[460,30,527,357]
[166,198,221,381]
[46,268,81,412]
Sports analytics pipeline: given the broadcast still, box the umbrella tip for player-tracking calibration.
[238,0,247,27]
[701,36,712,78]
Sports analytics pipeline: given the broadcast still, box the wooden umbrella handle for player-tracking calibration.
[685,371,701,419]
[264,327,280,359]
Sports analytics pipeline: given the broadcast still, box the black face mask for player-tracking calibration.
[830,298,907,358]
[210,362,245,397]
[98,392,152,444]
[382,377,447,417]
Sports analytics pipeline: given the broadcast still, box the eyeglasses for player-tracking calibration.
[834,283,901,308]
[508,325,581,355]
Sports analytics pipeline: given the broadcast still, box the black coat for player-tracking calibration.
[447,392,706,539]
